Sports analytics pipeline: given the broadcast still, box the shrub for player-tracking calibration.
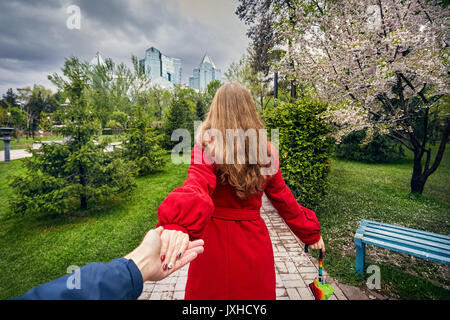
[123,107,166,176]
[335,130,405,163]
[262,99,332,209]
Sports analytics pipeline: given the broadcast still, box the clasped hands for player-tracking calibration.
[124,227,203,282]
[125,227,325,283]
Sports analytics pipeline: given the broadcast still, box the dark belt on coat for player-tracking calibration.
[212,207,261,221]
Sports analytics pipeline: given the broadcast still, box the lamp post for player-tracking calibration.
[274,71,278,107]
[0,127,14,163]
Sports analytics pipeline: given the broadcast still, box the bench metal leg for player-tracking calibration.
[355,241,365,274]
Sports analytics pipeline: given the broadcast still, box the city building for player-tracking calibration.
[189,53,223,91]
[139,47,182,89]
[90,52,106,67]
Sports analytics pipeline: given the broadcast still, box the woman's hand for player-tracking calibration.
[125,227,204,282]
[160,229,190,271]
[309,235,325,253]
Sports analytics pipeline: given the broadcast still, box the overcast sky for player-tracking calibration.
[0,0,250,95]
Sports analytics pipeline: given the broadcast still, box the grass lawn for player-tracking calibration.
[315,146,450,300]
[0,135,64,151]
[0,156,189,299]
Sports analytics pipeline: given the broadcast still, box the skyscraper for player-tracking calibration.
[189,53,223,91]
[139,47,182,89]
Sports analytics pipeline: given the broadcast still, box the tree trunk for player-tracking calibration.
[79,163,87,210]
[409,122,450,194]
[410,150,424,194]
[290,80,297,102]
[80,193,87,210]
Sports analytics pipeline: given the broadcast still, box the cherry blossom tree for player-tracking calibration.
[277,0,449,194]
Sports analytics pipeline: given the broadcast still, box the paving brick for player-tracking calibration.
[142,282,155,292]
[175,276,188,291]
[302,273,317,281]
[286,288,301,300]
[173,290,185,300]
[285,261,298,274]
[284,243,300,247]
[276,288,286,297]
[275,261,288,274]
[149,291,162,300]
[297,287,314,300]
[283,279,307,288]
[333,285,347,300]
[274,256,291,262]
[273,252,288,257]
[161,291,174,300]
[158,276,177,284]
[278,232,293,237]
[280,273,302,281]
[138,291,151,300]
[339,284,369,300]
[298,266,317,274]
[153,284,175,292]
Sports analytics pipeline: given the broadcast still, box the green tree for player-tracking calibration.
[17,85,58,138]
[0,88,19,109]
[201,80,221,114]
[144,86,172,122]
[225,52,271,109]
[162,87,196,149]
[123,106,166,176]
[9,57,136,215]
[8,107,27,141]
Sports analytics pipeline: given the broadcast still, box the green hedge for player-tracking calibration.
[335,130,405,163]
[262,100,332,209]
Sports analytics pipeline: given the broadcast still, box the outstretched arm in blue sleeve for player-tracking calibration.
[13,227,205,300]
[15,258,143,300]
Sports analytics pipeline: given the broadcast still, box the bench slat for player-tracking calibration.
[357,226,450,251]
[360,219,450,243]
[358,230,450,257]
[360,237,450,265]
[362,223,450,246]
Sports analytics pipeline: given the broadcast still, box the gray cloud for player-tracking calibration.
[0,0,249,94]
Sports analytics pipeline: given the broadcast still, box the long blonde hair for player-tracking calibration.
[196,82,269,199]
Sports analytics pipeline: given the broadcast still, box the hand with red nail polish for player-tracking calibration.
[125,227,204,282]
[159,229,190,273]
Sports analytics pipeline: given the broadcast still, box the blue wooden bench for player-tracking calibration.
[354,219,450,274]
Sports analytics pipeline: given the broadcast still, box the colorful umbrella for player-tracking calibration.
[304,245,334,300]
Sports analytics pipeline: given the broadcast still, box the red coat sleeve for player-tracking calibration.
[264,160,321,245]
[156,144,216,240]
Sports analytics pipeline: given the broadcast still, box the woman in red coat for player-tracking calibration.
[156,82,324,300]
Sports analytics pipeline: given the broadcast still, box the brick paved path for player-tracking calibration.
[139,195,368,300]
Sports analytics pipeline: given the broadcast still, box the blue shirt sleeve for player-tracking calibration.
[13,258,143,300]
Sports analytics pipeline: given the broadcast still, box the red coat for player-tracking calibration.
[156,144,321,300]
